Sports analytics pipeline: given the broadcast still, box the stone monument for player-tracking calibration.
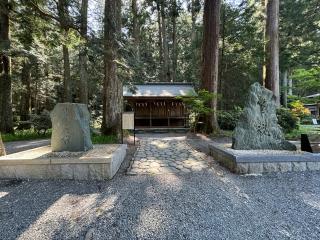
[51,103,93,152]
[232,82,296,151]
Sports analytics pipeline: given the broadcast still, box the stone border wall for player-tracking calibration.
[209,143,320,174]
[0,145,127,180]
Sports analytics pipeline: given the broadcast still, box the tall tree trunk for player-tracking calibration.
[20,60,32,121]
[288,74,293,95]
[132,0,140,61]
[79,0,89,104]
[219,2,226,110]
[62,43,72,102]
[261,0,267,85]
[171,0,177,82]
[160,2,170,82]
[201,0,221,133]
[0,0,13,133]
[101,0,122,140]
[0,133,5,156]
[156,2,163,81]
[265,0,280,106]
[281,69,288,107]
[58,0,72,102]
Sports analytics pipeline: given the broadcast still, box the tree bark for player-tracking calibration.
[20,60,32,121]
[79,0,89,104]
[101,0,122,140]
[0,133,5,156]
[132,0,140,61]
[201,0,221,133]
[58,0,72,102]
[156,2,163,81]
[0,0,13,133]
[265,0,280,106]
[160,1,171,82]
[288,75,293,95]
[171,0,177,82]
[281,69,288,107]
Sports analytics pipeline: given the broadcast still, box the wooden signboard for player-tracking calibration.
[122,112,135,144]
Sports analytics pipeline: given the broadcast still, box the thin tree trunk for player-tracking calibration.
[160,2,170,82]
[265,0,280,106]
[201,0,221,133]
[0,133,5,156]
[62,43,72,102]
[261,0,267,85]
[281,69,288,107]
[132,0,140,61]
[171,0,177,82]
[288,75,293,95]
[79,0,89,104]
[58,0,72,102]
[101,0,122,140]
[0,0,13,133]
[20,60,32,121]
[191,0,197,42]
[156,2,163,81]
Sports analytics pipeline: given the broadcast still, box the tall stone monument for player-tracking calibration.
[232,82,296,151]
[51,103,93,152]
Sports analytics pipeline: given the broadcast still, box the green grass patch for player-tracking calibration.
[91,134,118,144]
[2,129,51,142]
[285,125,320,140]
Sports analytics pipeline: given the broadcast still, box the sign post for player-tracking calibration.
[122,112,135,145]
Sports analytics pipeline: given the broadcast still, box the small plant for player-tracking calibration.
[177,90,216,132]
[30,110,52,135]
[289,100,311,119]
[218,106,243,130]
[276,107,299,133]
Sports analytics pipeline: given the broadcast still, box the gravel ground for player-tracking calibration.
[0,134,320,239]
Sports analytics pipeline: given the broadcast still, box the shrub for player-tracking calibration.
[276,108,299,133]
[218,106,243,130]
[290,100,311,119]
[30,110,52,135]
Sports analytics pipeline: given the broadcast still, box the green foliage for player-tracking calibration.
[91,133,117,144]
[289,100,311,119]
[285,125,320,140]
[30,110,52,135]
[217,106,243,130]
[292,68,320,97]
[177,90,216,132]
[2,129,52,142]
[276,108,299,133]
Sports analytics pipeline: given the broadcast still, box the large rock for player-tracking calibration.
[51,103,93,152]
[232,82,296,151]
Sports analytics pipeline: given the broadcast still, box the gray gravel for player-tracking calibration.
[1,171,320,240]
[1,134,320,239]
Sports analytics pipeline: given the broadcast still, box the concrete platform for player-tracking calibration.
[0,144,127,180]
[209,142,320,174]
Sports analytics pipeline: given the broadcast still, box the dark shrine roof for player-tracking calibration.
[123,82,196,97]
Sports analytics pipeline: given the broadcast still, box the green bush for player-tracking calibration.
[218,106,243,130]
[30,110,52,135]
[276,108,299,133]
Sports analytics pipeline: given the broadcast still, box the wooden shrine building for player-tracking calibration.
[123,83,196,129]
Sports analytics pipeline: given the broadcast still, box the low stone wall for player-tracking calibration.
[0,144,127,180]
[209,143,320,174]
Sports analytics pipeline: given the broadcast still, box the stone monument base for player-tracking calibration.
[209,142,320,174]
[0,144,127,180]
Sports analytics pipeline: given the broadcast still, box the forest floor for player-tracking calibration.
[0,133,320,239]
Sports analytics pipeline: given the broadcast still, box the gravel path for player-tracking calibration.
[4,139,50,154]
[0,134,320,239]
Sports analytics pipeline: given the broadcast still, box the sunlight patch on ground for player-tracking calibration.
[18,193,118,240]
[301,192,320,210]
[0,191,9,198]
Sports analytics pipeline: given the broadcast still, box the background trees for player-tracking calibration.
[0,0,318,137]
